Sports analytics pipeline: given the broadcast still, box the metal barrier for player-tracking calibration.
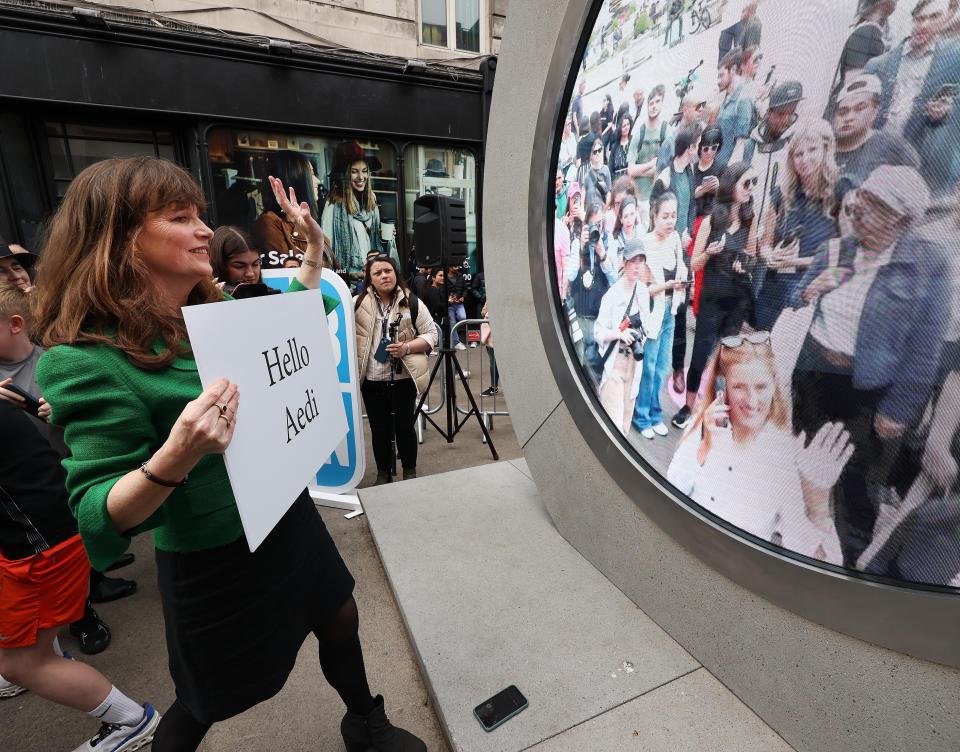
[449,318,508,443]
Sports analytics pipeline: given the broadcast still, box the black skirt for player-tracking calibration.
[155,490,355,724]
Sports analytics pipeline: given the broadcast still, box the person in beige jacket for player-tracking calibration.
[354,255,439,484]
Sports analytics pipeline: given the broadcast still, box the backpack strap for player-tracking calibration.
[408,293,421,337]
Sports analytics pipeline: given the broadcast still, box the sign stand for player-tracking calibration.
[310,489,364,519]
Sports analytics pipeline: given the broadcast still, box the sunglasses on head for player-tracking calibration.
[721,332,771,349]
[741,176,759,189]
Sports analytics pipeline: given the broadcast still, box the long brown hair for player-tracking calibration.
[30,157,222,369]
[209,225,260,282]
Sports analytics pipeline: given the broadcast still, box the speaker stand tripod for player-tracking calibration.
[415,333,499,460]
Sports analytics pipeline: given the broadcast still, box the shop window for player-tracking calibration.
[403,144,478,270]
[206,128,398,268]
[44,122,175,198]
[420,0,482,53]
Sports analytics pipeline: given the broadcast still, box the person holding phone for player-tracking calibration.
[755,119,840,331]
[864,0,960,196]
[673,162,758,430]
[632,192,688,439]
[30,157,426,752]
[354,254,439,485]
[667,333,848,563]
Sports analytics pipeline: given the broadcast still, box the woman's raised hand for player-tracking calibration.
[796,422,854,491]
[163,378,240,467]
[269,175,323,246]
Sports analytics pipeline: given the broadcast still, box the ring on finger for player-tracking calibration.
[216,403,228,416]
[217,414,232,425]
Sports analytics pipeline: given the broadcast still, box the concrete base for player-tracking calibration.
[360,462,793,751]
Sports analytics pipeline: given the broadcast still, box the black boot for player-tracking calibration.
[89,569,137,603]
[341,695,426,752]
[69,601,111,655]
[402,468,417,481]
[374,471,392,486]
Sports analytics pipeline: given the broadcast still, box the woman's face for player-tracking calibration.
[369,261,396,296]
[653,199,678,236]
[432,270,445,287]
[623,256,647,283]
[724,358,775,434]
[621,203,637,231]
[226,249,261,284]
[0,257,31,291]
[733,171,758,204]
[620,117,632,138]
[350,160,369,193]
[791,138,826,181]
[136,203,214,283]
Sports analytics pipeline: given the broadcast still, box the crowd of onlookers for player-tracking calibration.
[557,0,960,586]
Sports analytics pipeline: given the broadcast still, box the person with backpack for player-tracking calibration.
[627,85,669,220]
[354,255,439,485]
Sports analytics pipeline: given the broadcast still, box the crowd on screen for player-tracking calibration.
[557,0,960,586]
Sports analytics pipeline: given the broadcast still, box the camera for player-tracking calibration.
[588,224,602,244]
[619,312,646,361]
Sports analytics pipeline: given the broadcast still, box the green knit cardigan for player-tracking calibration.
[35,280,338,571]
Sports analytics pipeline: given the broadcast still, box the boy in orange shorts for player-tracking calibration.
[0,400,160,751]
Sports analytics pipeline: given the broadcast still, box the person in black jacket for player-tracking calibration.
[0,401,161,749]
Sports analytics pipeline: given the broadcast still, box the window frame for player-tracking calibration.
[418,0,487,55]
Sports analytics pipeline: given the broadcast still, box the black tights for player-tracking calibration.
[152,597,373,751]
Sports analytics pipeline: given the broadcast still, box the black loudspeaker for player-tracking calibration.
[413,194,467,267]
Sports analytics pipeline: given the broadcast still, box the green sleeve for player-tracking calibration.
[286,277,341,314]
[36,346,168,571]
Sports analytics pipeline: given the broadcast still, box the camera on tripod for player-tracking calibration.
[619,312,646,361]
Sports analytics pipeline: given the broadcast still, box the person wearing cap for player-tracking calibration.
[657,88,709,172]
[594,238,654,434]
[320,141,392,289]
[790,164,949,566]
[865,0,960,195]
[0,242,36,292]
[831,73,920,219]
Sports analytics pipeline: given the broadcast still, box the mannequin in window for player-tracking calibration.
[321,142,395,290]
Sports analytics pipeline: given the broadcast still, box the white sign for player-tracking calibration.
[183,288,349,550]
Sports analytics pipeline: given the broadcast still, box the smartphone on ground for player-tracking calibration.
[474,685,528,732]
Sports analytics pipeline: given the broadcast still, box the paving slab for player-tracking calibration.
[360,461,700,752]
[529,668,794,752]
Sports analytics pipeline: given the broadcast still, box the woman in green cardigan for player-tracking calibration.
[32,158,425,752]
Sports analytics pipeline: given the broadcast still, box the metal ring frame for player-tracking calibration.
[526,0,960,667]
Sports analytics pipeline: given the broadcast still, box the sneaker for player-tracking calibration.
[0,674,27,699]
[671,405,692,429]
[640,428,656,440]
[480,386,500,397]
[652,423,669,437]
[454,342,467,351]
[469,342,479,348]
[74,703,161,752]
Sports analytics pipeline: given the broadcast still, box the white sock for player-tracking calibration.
[52,636,64,657]
[88,686,144,727]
